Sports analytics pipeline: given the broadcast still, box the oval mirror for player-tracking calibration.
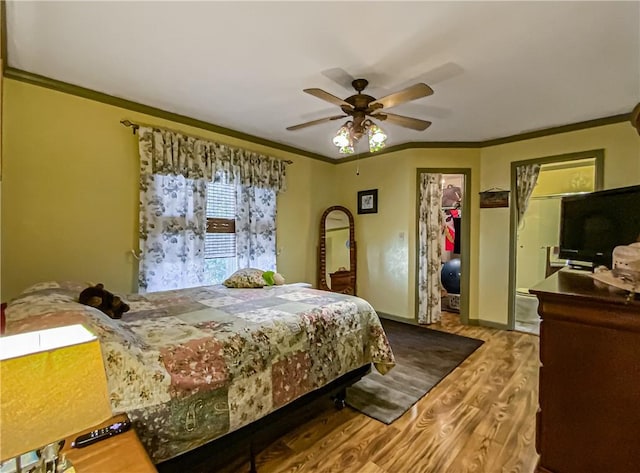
[318,206,356,295]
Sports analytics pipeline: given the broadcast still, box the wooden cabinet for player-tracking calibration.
[61,414,157,473]
[329,270,353,294]
[530,270,640,473]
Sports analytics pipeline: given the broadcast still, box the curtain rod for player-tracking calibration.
[120,119,140,134]
[119,120,293,164]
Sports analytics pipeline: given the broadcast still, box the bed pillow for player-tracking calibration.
[223,268,265,288]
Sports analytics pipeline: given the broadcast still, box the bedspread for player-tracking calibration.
[5,282,395,462]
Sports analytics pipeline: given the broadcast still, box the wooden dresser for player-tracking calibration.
[329,270,353,294]
[530,269,640,473]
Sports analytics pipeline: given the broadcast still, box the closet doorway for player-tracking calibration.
[415,168,471,325]
[508,150,604,333]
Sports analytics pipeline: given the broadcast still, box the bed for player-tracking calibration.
[5,281,395,464]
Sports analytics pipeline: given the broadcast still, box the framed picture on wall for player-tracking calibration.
[479,190,510,208]
[357,189,378,214]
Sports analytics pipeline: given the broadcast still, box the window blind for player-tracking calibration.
[205,233,235,259]
[205,182,236,259]
[206,182,235,219]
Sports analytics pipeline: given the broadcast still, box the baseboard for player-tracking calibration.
[376,311,418,325]
[377,311,510,331]
[467,318,510,330]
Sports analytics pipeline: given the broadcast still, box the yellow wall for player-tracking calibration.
[0,61,3,305]
[532,163,595,196]
[331,149,481,321]
[3,78,638,328]
[326,228,350,274]
[479,123,640,325]
[1,79,334,300]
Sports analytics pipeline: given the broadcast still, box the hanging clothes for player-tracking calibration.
[444,214,455,251]
[443,209,460,252]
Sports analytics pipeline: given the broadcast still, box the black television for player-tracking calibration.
[558,185,640,269]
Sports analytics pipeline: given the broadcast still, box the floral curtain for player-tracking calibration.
[515,164,541,225]
[138,127,288,191]
[235,185,277,271]
[417,173,444,324]
[138,174,207,292]
[137,126,287,292]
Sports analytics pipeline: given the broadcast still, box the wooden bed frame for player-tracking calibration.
[157,364,371,473]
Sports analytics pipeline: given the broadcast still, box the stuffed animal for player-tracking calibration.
[78,283,130,319]
[273,272,285,285]
[262,271,285,286]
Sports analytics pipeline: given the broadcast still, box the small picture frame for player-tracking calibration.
[479,190,510,208]
[357,189,378,214]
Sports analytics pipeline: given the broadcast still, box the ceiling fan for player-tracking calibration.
[286,78,434,139]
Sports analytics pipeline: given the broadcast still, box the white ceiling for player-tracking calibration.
[6,1,640,159]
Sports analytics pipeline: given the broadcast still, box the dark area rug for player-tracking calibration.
[346,318,484,424]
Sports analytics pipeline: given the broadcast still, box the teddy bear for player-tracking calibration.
[78,283,130,319]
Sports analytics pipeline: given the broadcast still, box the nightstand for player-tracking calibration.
[61,414,156,473]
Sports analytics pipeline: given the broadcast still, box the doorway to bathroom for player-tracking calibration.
[508,150,604,334]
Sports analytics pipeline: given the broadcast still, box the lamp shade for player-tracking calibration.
[368,124,387,153]
[332,124,351,147]
[0,324,113,461]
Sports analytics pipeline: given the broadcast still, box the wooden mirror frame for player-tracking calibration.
[318,206,357,295]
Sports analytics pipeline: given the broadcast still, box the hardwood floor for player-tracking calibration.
[218,313,540,473]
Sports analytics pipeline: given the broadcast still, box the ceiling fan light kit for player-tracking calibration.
[287,77,434,155]
[332,119,388,154]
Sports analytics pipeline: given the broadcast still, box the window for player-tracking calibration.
[204,181,237,284]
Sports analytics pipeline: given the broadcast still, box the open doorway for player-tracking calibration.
[416,168,471,325]
[441,174,465,315]
[508,150,604,333]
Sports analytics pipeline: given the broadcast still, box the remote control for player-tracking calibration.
[72,418,131,448]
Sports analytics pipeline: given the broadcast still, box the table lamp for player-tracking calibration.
[0,324,113,472]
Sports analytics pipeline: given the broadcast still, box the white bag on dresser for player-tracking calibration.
[612,242,640,282]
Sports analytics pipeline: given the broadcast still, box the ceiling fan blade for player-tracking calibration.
[321,68,356,91]
[372,112,432,131]
[303,88,353,109]
[286,115,346,131]
[393,62,465,91]
[369,83,434,110]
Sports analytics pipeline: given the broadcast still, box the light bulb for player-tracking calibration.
[333,134,350,147]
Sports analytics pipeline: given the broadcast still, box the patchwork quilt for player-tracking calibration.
[6,282,395,462]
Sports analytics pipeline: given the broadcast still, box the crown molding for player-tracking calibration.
[336,111,630,162]
[480,114,630,147]
[3,67,335,164]
[4,67,633,165]
[336,140,481,163]
[632,102,640,135]
[1,1,7,71]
